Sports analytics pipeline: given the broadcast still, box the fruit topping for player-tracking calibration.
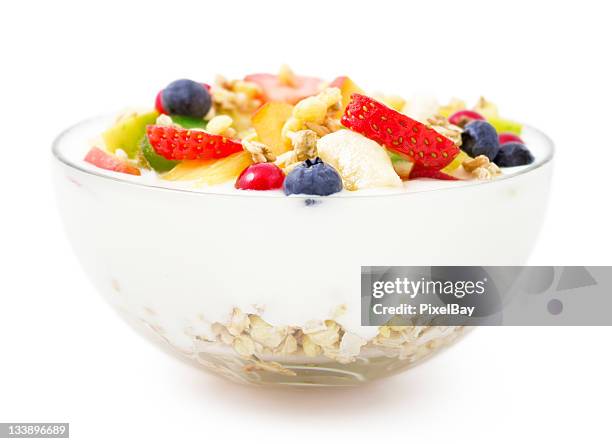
[448,110,485,128]
[494,142,534,167]
[252,102,294,155]
[155,90,166,114]
[161,79,212,118]
[460,120,500,160]
[235,163,285,190]
[329,76,364,115]
[245,67,322,105]
[283,157,343,196]
[146,125,243,161]
[171,115,208,129]
[317,130,402,190]
[408,164,458,181]
[139,135,178,173]
[163,151,252,186]
[341,94,460,170]
[498,133,524,145]
[103,110,159,158]
[388,152,414,178]
[487,116,523,135]
[473,97,522,135]
[84,147,140,176]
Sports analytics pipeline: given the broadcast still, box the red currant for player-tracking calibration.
[235,163,285,191]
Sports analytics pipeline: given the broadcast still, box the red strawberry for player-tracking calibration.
[409,164,458,181]
[341,94,460,170]
[146,125,243,161]
[84,147,141,176]
[244,73,322,104]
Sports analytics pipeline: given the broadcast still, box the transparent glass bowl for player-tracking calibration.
[53,116,554,387]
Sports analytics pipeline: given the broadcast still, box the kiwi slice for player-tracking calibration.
[139,135,178,173]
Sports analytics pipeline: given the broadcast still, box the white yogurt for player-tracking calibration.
[53,116,554,352]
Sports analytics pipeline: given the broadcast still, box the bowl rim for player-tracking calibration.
[52,114,555,199]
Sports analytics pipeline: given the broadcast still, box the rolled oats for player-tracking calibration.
[249,315,287,349]
[244,359,297,376]
[233,334,256,357]
[227,307,250,336]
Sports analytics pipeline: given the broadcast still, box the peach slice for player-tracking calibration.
[162,151,252,186]
[251,102,294,156]
[329,76,364,116]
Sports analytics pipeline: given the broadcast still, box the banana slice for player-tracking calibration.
[317,130,402,191]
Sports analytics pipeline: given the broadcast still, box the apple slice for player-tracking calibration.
[84,147,141,176]
[251,102,294,155]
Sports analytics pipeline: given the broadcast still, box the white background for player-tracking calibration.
[1,0,611,442]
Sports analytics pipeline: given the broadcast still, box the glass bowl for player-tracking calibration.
[52,116,554,387]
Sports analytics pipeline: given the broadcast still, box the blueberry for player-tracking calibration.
[461,120,500,160]
[162,79,211,118]
[494,142,534,167]
[284,158,343,196]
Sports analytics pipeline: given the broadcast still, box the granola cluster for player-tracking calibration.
[190,308,465,376]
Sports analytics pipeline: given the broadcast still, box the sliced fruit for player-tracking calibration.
[84,147,140,176]
[487,116,522,135]
[163,151,252,186]
[341,94,460,170]
[103,110,159,158]
[329,76,364,115]
[235,163,285,190]
[244,73,322,104]
[251,102,294,155]
[171,115,208,129]
[441,150,471,174]
[146,125,243,161]
[409,164,458,181]
[317,130,402,191]
[388,152,414,179]
[498,133,524,145]
[139,136,177,173]
[448,110,485,128]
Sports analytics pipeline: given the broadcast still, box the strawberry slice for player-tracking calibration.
[146,125,243,161]
[244,73,322,104]
[84,147,141,176]
[409,164,458,181]
[341,94,460,170]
